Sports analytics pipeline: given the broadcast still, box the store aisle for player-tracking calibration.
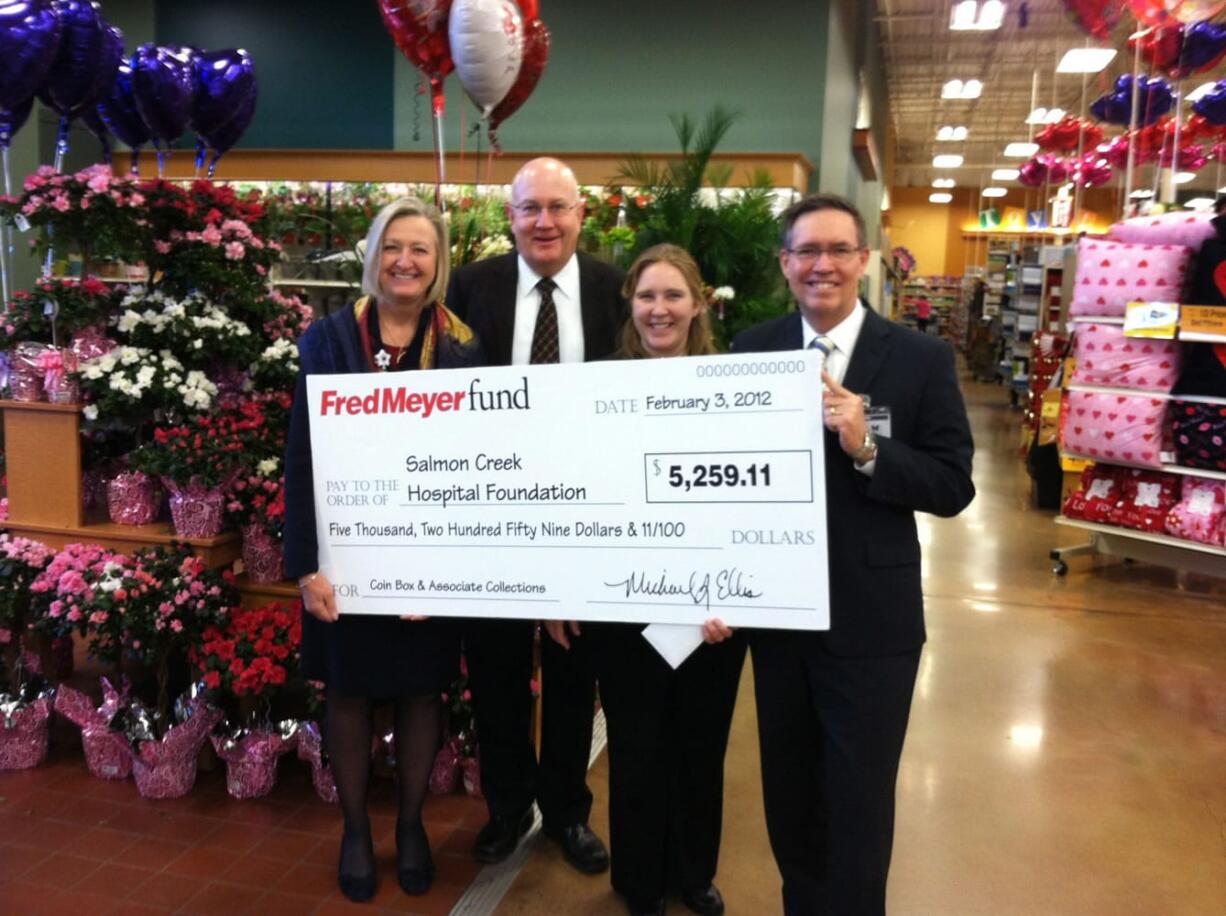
[495,379,1226,916]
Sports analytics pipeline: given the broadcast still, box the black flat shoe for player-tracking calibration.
[625,895,665,916]
[337,830,377,903]
[472,809,534,863]
[542,821,609,874]
[682,883,726,916]
[396,820,436,896]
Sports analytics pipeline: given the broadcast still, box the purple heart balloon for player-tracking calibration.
[131,44,195,145]
[1018,157,1047,187]
[1178,20,1226,76]
[1090,74,1173,127]
[98,61,150,149]
[0,0,63,112]
[1193,80,1226,125]
[80,105,112,163]
[38,0,110,120]
[191,49,256,138]
[0,96,35,149]
[84,23,124,109]
[202,84,257,177]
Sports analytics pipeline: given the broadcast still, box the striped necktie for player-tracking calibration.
[530,277,560,364]
[809,335,836,357]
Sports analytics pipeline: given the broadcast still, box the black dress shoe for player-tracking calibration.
[542,822,610,874]
[396,821,436,895]
[337,831,376,903]
[682,883,726,916]
[624,895,665,916]
[472,809,534,863]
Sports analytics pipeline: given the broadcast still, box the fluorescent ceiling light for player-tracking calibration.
[1004,142,1039,157]
[950,1,1005,30]
[932,178,956,188]
[1056,48,1117,74]
[982,187,1008,197]
[1130,189,1154,199]
[942,79,983,100]
[1187,82,1217,103]
[929,193,953,204]
[991,168,1020,180]
[937,125,968,141]
[933,154,964,168]
[1185,197,1215,210]
[1174,171,1197,184]
[1025,107,1065,125]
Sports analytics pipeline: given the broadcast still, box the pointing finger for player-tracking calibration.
[821,370,852,397]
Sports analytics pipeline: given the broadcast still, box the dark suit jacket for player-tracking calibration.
[732,307,975,657]
[445,251,626,366]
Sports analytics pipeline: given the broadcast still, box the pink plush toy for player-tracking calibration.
[1069,238,1191,317]
[1072,323,1181,391]
[1164,478,1226,546]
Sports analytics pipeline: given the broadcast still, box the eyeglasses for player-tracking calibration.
[509,201,580,219]
[785,245,864,266]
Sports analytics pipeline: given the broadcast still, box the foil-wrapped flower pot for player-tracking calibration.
[82,728,133,779]
[70,325,117,362]
[241,524,285,583]
[461,755,483,799]
[164,478,225,539]
[8,343,46,402]
[429,737,462,795]
[213,729,296,800]
[107,471,162,526]
[54,681,131,779]
[131,701,223,799]
[296,721,339,805]
[0,696,54,771]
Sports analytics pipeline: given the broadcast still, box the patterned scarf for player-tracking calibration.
[352,296,475,371]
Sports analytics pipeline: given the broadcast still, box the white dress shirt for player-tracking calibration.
[802,304,875,476]
[511,253,584,365]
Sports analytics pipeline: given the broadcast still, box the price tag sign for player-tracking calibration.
[1123,301,1179,339]
[1179,305,1226,341]
[307,353,830,629]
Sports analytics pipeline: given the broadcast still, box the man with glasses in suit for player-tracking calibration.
[731,194,975,915]
[445,157,625,873]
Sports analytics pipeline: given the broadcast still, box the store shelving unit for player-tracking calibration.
[900,274,962,337]
[1039,244,1075,334]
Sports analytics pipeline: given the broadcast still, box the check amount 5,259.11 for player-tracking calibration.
[666,461,770,491]
[643,450,814,504]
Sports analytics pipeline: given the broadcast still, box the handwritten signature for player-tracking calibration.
[603,568,762,611]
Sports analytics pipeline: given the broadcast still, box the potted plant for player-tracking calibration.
[193,600,302,798]
[226,459,286,583]
[0,534,57,771]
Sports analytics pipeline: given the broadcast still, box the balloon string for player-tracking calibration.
[1,144,11,306]
[157,146,167,179]
[41,119,73,282]
[459,105,466,174]
[432,99,446,213]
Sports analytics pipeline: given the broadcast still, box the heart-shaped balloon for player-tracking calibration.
[98,61,150,150]
[1159,142,1207,170]
[1212,139,1226,160]
[1072,154,1113,188]
[450,0,524,118]
[80,106,111,163]
[488,14,550,148]
[1193,80,1226,125]
[1039,153,1070,183]
[1128,0,1177,27]
[85,24,124,110]
[1179,20,1226,77]
[0,0,63,112]
[1036,116,1103,152]
[201,83,257,177]
[1090,74,1173,126]
[131,44,194,145]
[38,0,109,120]
[1018,156,1048,187]
[1128,26,1184,75]
[190,48,256,138]
[377,0,454,112]
[0,95,35,149]
[1061,0,1122,40]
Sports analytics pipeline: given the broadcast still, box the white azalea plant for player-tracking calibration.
[75,347,218,426]
[113,289,260,369]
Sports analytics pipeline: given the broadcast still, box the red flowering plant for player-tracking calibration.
[30,542,129,645]
[441,653,476,757]
[191,601,300,707]
[0,535,56,693]
[133,405,269,491]
[1,275,120,347]
[225,458,286,539]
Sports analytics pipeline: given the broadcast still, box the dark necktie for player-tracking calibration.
[530,277,560,364]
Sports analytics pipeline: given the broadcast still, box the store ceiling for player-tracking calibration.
[877,0,1226,191]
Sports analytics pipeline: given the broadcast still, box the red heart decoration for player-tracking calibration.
[1120,363,1131,371]
[1142,345,1153,353]
[1090,448,1100,455]
[1143,433,1155,441]
[1074,426,1084,434]
[1156,278,1167,287]
[1085,359,1095,367]
[1141,451,1153,460]
[1123,451,1133,459]
[1122,344,1134,352]
[1105,431,1115,439]
[1087,342,1097,350]
[1096,296,1106,305]
[1138,259,1149,268]
[1082,276,1091,285]
[1100,259,1111,267]
[1104,343,1114,351]
[1118,397,1128,404]
[1108,412,1118,420]
[1136,377,1148,385]
[1076,408,1086,415]
[1116,278,1127,286]
[1126,414,1136,422]
[1159,360,1170,369]
[1093,410,1102,418]
[1215,261,1226,298]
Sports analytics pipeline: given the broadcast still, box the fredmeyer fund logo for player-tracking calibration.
[319,377,531,417]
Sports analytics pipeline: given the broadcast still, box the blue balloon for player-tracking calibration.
[84,23,124,109]
[98,61,150,149]
[203,84,257,177]
[191,48,256,138]
[1193,80,1226,126]
[130,44,194,146]
[38,0,109,121]
[1090,74,1173,127]
[0,0,63,112]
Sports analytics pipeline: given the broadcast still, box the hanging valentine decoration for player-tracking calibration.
[1127,0,1179,27]
[190,49,256,139]
[0,1,63,114]
[488,6,549,150]
[1090,74,1174,126]
[1036,116,1104,153]
[1072,154,1114,188]
[199,84,258,178]
[131,44,195,174]
[1192,79,1226,124]
[1061,0,1123,40]
[1018,156,1048,187]
[1038,153,1071,183]
[1180,113,1226,144]
[1159,142,1207,170]
[98,61,150,173]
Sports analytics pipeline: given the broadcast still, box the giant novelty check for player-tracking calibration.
[308,351,829,629]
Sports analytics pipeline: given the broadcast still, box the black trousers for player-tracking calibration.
[464,618,596,826]
[752,631,921,916]
[590,623,747,903]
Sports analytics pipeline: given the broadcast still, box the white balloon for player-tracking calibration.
[448,0,524,119]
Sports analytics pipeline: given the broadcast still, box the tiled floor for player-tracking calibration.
[0,736,488,915]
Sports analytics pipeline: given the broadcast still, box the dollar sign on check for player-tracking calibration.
[652,458,661,476]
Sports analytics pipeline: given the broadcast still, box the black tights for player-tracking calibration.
[326,691,442,877]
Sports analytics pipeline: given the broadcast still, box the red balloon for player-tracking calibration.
[377,0,454,111]
[1181,113,1226,143]
[1036,116,1104,153]
[517,0,540,18]
[1210,139,1226,160]
[1062,0,1123,40]
[488,17,550,148]
[1128,26,1183,76]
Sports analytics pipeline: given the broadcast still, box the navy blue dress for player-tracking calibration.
[283,299,484,698]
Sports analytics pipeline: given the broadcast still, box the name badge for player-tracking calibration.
[866,405,892,439]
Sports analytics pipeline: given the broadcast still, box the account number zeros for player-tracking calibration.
[695,359,806,378]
